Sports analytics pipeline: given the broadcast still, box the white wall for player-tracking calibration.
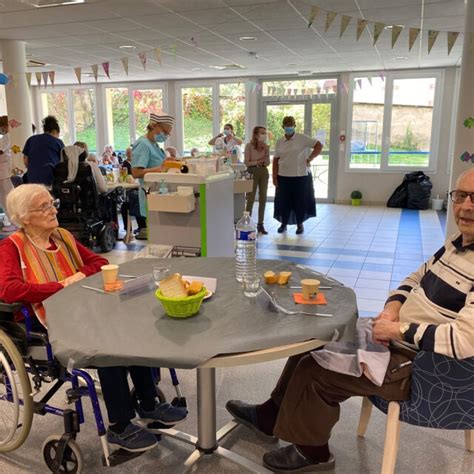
[334,68,458,205]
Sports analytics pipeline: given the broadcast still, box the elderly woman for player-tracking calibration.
[273,116,322,235]
[0,184,186,453]
[131,112,174,239]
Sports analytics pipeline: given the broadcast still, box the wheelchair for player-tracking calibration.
[0,301,187,473]
[52,161,121,253]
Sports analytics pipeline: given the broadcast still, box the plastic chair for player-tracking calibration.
[357,351,474,473]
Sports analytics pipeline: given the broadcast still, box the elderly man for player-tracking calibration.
[226,168,474,472]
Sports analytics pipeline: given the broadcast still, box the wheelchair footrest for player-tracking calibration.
[171,396,187,409]
[102,444,160,467]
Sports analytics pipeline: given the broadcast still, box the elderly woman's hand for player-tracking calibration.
[62,272,86,287]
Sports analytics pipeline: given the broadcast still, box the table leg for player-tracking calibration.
[124,212,133,244]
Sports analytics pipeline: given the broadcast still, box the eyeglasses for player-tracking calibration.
[30,198,60,213]
[449,190,474,204]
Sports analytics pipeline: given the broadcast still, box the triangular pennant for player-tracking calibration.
[307,6,319,28]
[340,15,351,38]
[391,25,403,48]
[447,31,460,55]
[408,28,420,51]
[379,71,385,82]
[138,52,147,70]
[367,76,373,86]
[26,72,32,87]
[48,71,55,87]
[102,62,110,79]
[91,64,98,81]
[155,47,162,65]
[356,19,368,41]
[42,71,48,87]
[121,57,129,75]
[170,43,177,56]
[356,78,362,89]
[325,11,337,32]
[427,30,439,54]
[373,22,385,45]
[35,72,42,86]
[74,66,82,84]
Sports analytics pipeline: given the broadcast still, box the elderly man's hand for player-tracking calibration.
[62,272,86,287]
[372,320,402,345]
[375,308,399,322]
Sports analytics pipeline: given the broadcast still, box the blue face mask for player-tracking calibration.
[155,133,168,143]
[223,129,232,136]
[284,127,295,135]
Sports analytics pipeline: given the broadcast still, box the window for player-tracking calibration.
[347,71,442,171]
[133,89,163,141]
[181,86,213,153]
[40,91,70,144]
[73,89,96,151]
[105,88,130,151]
[219,83,245,141]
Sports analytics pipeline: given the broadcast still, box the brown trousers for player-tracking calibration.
[270,348,414,446]
[245,166,269,225]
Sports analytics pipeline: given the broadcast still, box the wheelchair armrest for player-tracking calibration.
[0,301,22,313]
[29,331,50,345]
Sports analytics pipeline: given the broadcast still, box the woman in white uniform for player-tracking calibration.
[209,123,243,155]
[0,116,15,231]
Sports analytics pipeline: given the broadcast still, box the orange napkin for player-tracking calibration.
[104,280,124,292]
[293,292,327,305]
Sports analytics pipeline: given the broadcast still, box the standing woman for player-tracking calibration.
[22,115,65,186]
[209,123,243,154]
[131,112,174,239]
[0,116,15,230]
[273,116,322,235]
[244,126,270,234]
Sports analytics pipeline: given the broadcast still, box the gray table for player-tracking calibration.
[44,257,357,472]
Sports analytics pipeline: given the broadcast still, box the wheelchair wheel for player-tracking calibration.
[42,435,83,474]
[0,329,33,452]
[99,223,116,253]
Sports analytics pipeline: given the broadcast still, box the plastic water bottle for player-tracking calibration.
[235,211,257,282]
[159,179,169,194]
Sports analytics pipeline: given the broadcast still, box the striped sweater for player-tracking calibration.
[387,233,474,360]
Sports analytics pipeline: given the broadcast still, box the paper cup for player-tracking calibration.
[301,278,320,300]
[101,264,119,285]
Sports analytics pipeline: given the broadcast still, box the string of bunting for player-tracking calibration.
[306,4,463,55]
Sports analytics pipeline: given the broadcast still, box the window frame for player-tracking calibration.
[345,69,445,173]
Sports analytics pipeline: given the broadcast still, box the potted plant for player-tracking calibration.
[351,190,362,206]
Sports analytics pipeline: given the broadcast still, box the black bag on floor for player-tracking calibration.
[387,171,432,210]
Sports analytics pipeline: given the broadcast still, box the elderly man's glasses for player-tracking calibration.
[449,190,474,204]
[30,198,60,213]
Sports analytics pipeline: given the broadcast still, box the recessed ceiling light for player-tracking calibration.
[210,64,246,70]
[287,63,297,66]
[191,67,202,71]
[385,24,405,30]
[395,56,408,60]
[240,36,257,41]
[298,70,312,76]
[25,0,85,7]
[119,45,136,50]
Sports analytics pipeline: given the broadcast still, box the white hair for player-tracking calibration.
[455,167,474,188]
[6,184,51,228]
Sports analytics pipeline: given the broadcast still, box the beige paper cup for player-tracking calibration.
[101,264,119,285]
[301,278,320,300]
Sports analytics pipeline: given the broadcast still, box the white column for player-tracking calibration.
[0,40,33,170]
[446,0,474,236]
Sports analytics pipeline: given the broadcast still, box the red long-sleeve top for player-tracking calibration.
[0,237,108,305]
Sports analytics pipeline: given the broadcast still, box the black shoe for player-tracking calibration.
[263,444,335,472]
[257,224,268,235]
[296,224,304,235]
[225,400,277,443]
[277,225,287,233]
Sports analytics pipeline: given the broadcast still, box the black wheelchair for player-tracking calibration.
[0,301,187,472]
[52,162,120,253]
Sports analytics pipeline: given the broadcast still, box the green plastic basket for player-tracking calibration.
[155,287,207,318]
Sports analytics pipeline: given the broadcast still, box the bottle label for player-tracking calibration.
[236,230,256,241]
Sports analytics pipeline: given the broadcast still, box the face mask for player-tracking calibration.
[284,127,295,135]
[223,129,232,136]
[155,133,168,143]
[257,133,267,142]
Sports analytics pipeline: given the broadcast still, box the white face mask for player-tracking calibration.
[257,133,267,142]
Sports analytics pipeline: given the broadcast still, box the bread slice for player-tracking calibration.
[159,273,188,298]
[278,271,292,285]
[264,271,278,284]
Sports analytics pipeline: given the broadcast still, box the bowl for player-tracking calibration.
[155,287,207,318]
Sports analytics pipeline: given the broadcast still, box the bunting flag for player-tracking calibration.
[340,15,351,38]
[379,71,386,82]
[392,25,403,48]
[308,6,319,28]
[447,31,459,55]
[190,36,198,47]
[408,28,420,51]
[26,72,32,86]
[138,52,147,70]
[373,22,385,45]
[155,47,162,65]
[356,78,363,89]
[356,19,368,41]
[325,11,337,32]
[42,71,49,87]
[121,57,129,75]
[35,72,42,86]
[102,62,111,79]
[48,71,55,87]
[74,66,82,84]
[428,30,439,53]
[91,64,99,82]
[170,43,177,56]
[367,76,373,86]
